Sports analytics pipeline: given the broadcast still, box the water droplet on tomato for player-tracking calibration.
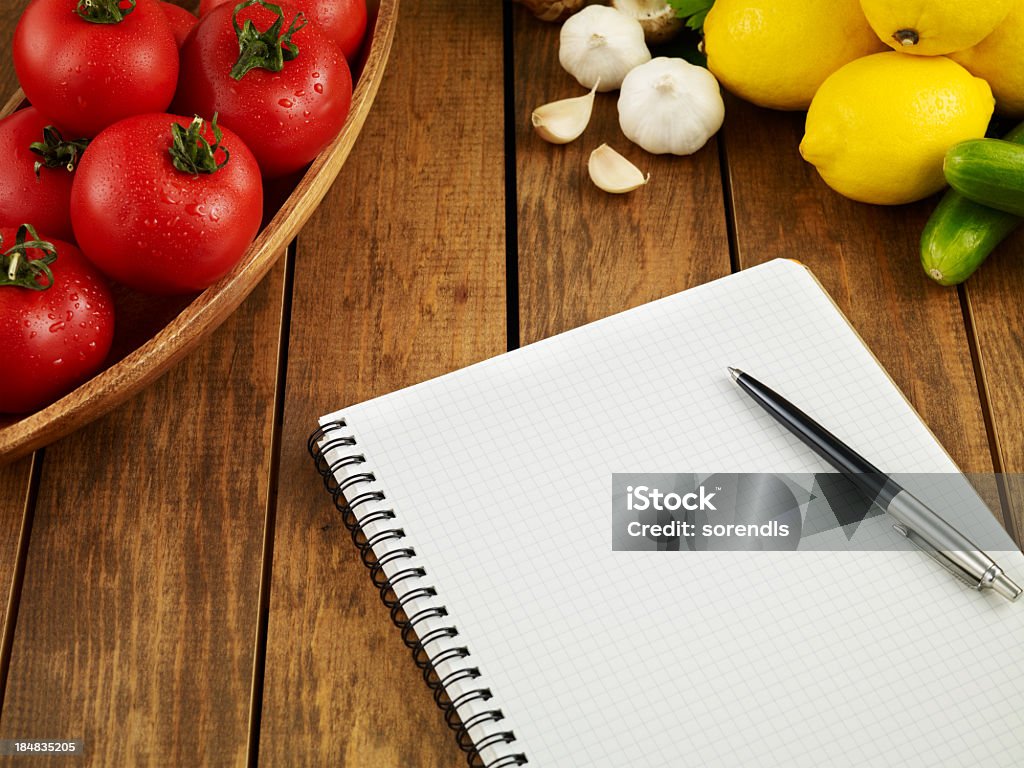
[303,110,311,118]
[209,208,221,222]
[313,83,324,94]
[278,98,293,108]
[53,358,63,366]
[312,72,320,78]
[49,321,66,333]
[294,89,305,97]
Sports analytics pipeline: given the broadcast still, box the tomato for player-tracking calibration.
[160,2,199,47]
[198,0,367,62]
[13,0,179,137]
[0,108,90,242]
[0,226,115,414]
[175,0,352,178]
[71,113,263,295]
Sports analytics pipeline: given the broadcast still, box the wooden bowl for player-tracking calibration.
[0,0,399,464]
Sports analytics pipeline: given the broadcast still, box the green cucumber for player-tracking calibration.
[921,124,1024,285]
[944,137,1024,216]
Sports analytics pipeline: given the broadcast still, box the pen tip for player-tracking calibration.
[991,571,1023,602]
[727,367,742,383]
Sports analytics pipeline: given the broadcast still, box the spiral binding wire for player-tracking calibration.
[309,420,528,768]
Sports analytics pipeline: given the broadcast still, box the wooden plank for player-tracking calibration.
[962,231,1024,543]
[514,13,732,343]
[720,98,996,483]
[258,0,506,765]
[0,258,286,766]
[0,4,18,100]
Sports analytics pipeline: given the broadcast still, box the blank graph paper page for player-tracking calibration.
[321,259,1024,767]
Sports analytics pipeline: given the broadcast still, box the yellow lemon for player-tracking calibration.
[950,4,1024,118]
[859,0,1013,56]
[800,53,993,205]
[703,0,885,111]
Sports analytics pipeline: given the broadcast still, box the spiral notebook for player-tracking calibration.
[310,259,1024,767]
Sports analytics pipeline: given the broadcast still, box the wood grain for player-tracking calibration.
[0,257,286,767]
[0,0,399,464]
[962,229,1024,542]
[259,1,506,765]
[514,11,732,343]
[719,98,998,485]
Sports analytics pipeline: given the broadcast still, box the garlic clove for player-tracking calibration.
[611,0,684,45]
[588,144,650,194]
[531,81,599,144]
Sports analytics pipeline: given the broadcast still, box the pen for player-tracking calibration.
[728,367,1022,602]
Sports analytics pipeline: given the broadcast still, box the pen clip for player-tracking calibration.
[891,523,980,589]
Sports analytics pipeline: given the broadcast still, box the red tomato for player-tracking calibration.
[160,1,198,47]
[175,0,352,179]
[13,0,179,138]
[198,0,367,61]
[71,113,263,295]
[0,108,90,242]
[0,226,115,414]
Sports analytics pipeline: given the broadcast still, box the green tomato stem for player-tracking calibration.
[0,225,59,291]
[169,114,231,176]
[29,126,90,178]
[230,0,307,81]
[75,0,136,24]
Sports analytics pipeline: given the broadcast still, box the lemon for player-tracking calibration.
[950,4,1024,118]
[800,53,993,205]
[703,0,885,111]
[859,0,1013,56]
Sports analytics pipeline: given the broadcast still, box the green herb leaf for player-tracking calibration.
[667,0,714,32]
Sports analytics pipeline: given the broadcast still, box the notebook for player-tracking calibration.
[309,259,1024,767]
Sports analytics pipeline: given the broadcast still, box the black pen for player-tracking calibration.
[728,367,1022,602]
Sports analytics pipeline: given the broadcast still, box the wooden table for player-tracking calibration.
[1,1,1022,765]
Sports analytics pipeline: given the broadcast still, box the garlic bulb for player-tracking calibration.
[588,144,650,193]
[559,6,652,92]
[617,57,724,155]
[532,81,599,144]
[611,0,683,45]
[517,0,586,23]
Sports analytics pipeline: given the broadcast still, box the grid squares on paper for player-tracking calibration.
[323,259,1024,767]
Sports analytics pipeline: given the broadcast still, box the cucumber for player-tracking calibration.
[944,138,1024,216]
[921,124,1024,285]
